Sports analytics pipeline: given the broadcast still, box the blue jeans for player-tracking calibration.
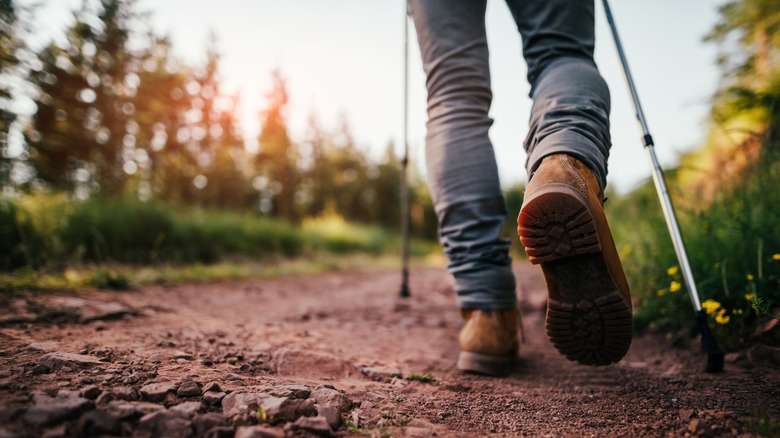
[409,0,612,309]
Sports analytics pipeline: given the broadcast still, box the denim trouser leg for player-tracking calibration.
[408,0,611,309]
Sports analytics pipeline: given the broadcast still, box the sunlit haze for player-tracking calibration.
[22,0,722,194]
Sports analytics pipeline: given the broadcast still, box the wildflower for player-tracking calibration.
[773,254,780,260]
[670,281,682,292]
[667,266,679,276]
[731,309,743,315]
[702,299,721,315]
[747,274,754,281]
[745,293,756,301]
[657,289,667,297]
[715,308,730,325]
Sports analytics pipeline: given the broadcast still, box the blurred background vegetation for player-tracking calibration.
[1,0,779,348]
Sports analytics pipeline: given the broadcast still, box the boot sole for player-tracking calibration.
[457,351,514,377]
[518,184,632,365]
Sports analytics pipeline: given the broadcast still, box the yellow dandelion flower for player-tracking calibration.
[745,293,756,301]
[773,254,780,260]
[715,309,730,325]
[702,299,721,315]
[669,281,682,292]
[667,266,679,276]
[747,274,754,281]
[657,289,667,297]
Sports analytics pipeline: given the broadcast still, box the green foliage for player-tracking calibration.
[0,193,435,276]
[609,150,780,349]
[405,372,437,383]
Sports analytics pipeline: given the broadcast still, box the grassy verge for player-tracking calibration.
[0,193,441,296]
[607,155,780,350]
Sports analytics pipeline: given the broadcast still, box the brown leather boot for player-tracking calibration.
[457,308,519,376]
[517,154,632,365]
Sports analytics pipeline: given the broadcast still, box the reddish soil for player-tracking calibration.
[1,263,778,437]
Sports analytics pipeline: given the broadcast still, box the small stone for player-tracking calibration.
[405,426,435,437]
[32,364,51,375]
[748,344,778,364]
[170,401,202,418]
[310,387,351,413]
[355,364,402,382]
[259,397,316,423]
[106,401,165,419]
[240,364,253,373]
[138,410,193,438]
[203,381,221,393]
[75,409,121,436]
[28,343,59,352]
[225,373,243,381]
[316,405,341,429]
[193,412,228,436]
[38,352,103,370]
[116,386,141,401]
[174,351,194,360]
[177,380,202,398]
[203,391,227,405]
[95,391,116,408]
[80,385,101,400]
[292,416,333,436]
[140,382,177,402]
[679,409,695,421]
[221,392,261,417]
[148,353,169,363]
[688,419,702,434]
[724,352,745,364]
[269,384,310,399]
[235,425,284,438]
[23,395,92,427]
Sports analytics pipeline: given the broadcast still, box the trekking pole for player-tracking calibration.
[602,0,723,372]
[399,2,411,298]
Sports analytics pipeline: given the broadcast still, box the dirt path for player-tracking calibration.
[1,264,778,437]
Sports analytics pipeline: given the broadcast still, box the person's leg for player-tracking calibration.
[408,0,516,311]
[408,0,518,376]
[506,0,633,365]
[505,0,610,189]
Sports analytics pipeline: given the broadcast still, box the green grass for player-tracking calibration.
[607,154,780,350]
[0,193,440,295]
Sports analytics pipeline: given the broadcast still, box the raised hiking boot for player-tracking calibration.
[457,308,519,376]
[517,154,632,365]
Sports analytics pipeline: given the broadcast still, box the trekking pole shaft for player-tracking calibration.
[602,0,702,312]
[400,3,411,298]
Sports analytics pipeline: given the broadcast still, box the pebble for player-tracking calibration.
[23,394,92,427]
[79,385,101,400]
[202,381,221,393]
[221,392,262,418]
[75,409,121,436]
[138,410,193,438]
[203,391,227,405]
[176,380,202,398]
[235,425,284,438]
[170,401,202,418]
[315,405,341,429]
[311,386,352,412]
[38,352,103,370]
[291,416,333,437]
[259,396,316,423]
[269,384,311,399]
[116,386,141,401]
[192,412,228,436]
[225,373,243,381]
[140,382,177,402]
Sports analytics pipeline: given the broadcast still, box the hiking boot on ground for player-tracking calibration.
[457,308,519,376]
[517,154,632,365]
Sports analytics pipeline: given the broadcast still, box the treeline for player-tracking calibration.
[0,0,437,237]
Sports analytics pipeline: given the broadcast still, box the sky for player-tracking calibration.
[22,0,724,194]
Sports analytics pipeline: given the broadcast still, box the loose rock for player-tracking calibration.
[177,380,202,398]
[222,392,262,418]
[38,352,103,370]
[140,382,177,402]
[269,384,310,399]
[23,394,92,427]
[170,401,202,418]
[203,391,227,405]
[291,416,333,437]
[235,425,284,438]
[138,410,192,438]
[311,386,352,413]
